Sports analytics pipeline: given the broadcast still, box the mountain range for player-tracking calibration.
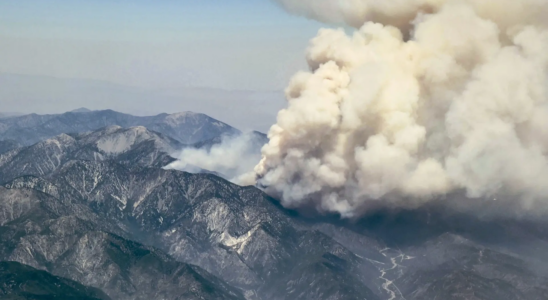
[0,109,239,146]
[0,109,547,300]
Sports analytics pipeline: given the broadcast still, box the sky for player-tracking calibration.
[0,0,325,130]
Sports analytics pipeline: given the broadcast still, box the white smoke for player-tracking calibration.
[257,0,548,217]
[166,133,263,185]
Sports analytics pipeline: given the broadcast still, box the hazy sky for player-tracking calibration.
[0,0,322,90]
[0,0,325,130]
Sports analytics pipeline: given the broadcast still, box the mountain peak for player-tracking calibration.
[164,111,200,123]
[69,107,93,113]
[168,111,198,117]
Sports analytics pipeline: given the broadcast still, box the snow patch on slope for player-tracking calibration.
[96,126,154,154]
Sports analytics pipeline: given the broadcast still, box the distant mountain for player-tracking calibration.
[0,261,111,300]
[0,109,239,145]
[0,126,181,183]
[0,73,284,132]
[0,112,23,119]
[70,107,94,113]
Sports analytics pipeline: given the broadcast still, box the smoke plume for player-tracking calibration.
[167,133,264,185]
[257,0,548,217]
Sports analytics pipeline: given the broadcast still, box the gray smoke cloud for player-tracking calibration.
[257,0,548,217]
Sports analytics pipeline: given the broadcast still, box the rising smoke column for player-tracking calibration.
[256,0,548,217]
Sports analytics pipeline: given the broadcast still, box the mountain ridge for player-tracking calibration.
[0,109,239,146]
[0,126,182,184]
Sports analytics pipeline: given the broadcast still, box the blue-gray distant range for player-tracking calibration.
[0,108,239,146]
[0,108,547,300]
[0,73,285,133]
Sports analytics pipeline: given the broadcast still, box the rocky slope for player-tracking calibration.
[3,158,548,300]
[2,161,383,299]
[0,261,111,300]
[0,140,19,155]
[0,126,180,183]
[0,186,245,300]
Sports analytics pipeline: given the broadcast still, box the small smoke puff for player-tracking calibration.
[167,133,263,185]
[257,0,548,216]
